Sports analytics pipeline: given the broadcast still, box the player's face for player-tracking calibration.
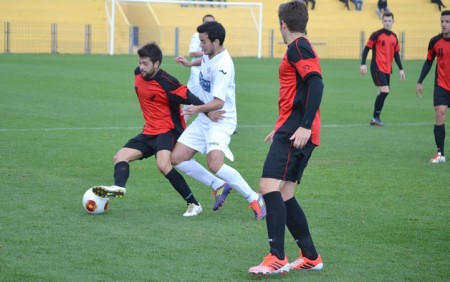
[199,32,218,57]
[138,56,158,79]
[441,15,450,36]
[382,16,394,30]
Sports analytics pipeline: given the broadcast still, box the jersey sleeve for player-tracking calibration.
[287,39,322,80]
[365,31,379,49]
[156,70,190,101]
[426,36,438,61]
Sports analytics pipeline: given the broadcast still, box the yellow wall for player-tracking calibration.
[0,0,443,58]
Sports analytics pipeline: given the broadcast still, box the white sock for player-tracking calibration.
[175,159,225,190]
[216,164,259,202]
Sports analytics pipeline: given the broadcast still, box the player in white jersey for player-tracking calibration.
[172,21,266,220]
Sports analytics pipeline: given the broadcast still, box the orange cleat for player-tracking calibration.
[248,253,290,276]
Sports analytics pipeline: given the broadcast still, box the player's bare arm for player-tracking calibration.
[174,55,196,67]
[175,56,202,68]
[185,97,224,116]
[189,51,203,58]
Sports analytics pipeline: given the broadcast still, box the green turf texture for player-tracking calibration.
[1,54,449,281]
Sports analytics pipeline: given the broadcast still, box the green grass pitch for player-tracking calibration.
[0,54,449,281]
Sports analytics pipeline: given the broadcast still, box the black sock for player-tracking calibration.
[373,92,389,118]
[285,197,318,260]
[165,169,199,205]
[434,124,446,156]
[263,191,286,260]
[114,161,129,187]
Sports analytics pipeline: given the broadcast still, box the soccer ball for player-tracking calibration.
[82,187,109,214]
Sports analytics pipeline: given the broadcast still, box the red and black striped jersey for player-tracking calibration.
[426,34,450,91]
[134,68,190,135]
[365,29,400,74]
[275,37,323,146]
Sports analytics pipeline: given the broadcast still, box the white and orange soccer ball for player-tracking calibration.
[82,187,109,214]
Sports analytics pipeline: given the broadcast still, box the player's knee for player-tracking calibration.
[157,163,172,175]
[113,152,123,164]
[259,183,271,194]
[170,154,181,166]
[207,161,222,174]
[113,148,140,164]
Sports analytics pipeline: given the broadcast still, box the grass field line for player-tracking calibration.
[0,122,432,132]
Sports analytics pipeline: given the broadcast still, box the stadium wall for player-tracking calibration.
[0,0,443,59]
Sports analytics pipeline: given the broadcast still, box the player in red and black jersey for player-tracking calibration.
[94,42,217,216]
[249,1,324,276]
[360,12,406,126]
[416,10,450,164]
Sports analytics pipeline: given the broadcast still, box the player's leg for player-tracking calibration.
[155,132,202,216]
[175,157,231,211]
[95,134,154,198]
[281,143,323,270]
[249,176,289,275]
[284,194,323,271]
[370,70,389,126]
[157,149,202,216]
[248,176,289,275]
[430,86,449,163]
[172,120,231,210]
[171,123,228,189]
[249,133,295,275]
[93,146,141,198]
[206,126,265,218]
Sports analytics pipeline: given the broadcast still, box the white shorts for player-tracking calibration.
[178,116,236,161]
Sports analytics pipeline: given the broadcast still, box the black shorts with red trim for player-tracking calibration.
[433,85,450,107]
[123,130,180,159]
[370,67,390,87]
[261,131,316,184]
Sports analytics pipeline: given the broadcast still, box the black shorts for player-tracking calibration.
[371,68,390,87]
[123,130,180,159]
[433,85,450,107]
[262,131,316,183]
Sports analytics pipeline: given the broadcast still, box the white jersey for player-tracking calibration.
[187,32,202,96]
[197,49,237,126]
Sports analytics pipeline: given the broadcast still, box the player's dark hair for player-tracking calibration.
[278,0,308,33]
[202,14,215,23]
[442,10,450,16]
[382,11,394,19]
[197,21,226,45]
[137,42,163,65]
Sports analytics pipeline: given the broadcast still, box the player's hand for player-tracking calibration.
[289,127,311,149]
[360,65,367,75]
[207,110,226,122]
[182,105,194,119]
[264,130,275,143]
[399,70,406,81]
[416,83,423,98]
[175,56,190,67]
[183,105,202,118]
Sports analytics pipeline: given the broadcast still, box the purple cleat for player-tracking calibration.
[212,183,232,211]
